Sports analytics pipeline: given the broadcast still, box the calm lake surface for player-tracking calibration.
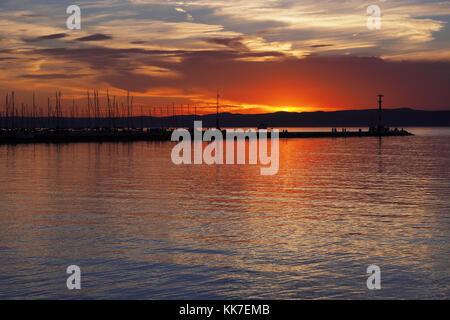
[0,127,449,299]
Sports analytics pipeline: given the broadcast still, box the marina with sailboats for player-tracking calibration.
[0,91,412,144]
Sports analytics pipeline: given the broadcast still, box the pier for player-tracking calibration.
[0,127,412,144]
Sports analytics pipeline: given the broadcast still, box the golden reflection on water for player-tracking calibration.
[0,129,449,299]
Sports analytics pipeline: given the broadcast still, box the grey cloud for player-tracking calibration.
[21,73,89,79]
[23,33,67,43]
[204,37,249,51]
[75,34,113,42]
[310,44,333,48]
[28,45,286,92]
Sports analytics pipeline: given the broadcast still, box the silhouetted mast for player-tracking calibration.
[11,91,15,129]
[172,102,175,128]
[216,90,220,129]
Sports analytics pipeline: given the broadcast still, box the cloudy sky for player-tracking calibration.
[0,0,449,113]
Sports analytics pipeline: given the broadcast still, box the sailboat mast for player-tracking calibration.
[216,90,219,129]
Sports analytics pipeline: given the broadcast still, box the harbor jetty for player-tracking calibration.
[0,127,413,144]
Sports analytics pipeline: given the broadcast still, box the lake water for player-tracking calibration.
[0,127,449,299]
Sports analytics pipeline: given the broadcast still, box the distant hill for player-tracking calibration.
[190,108,450,127]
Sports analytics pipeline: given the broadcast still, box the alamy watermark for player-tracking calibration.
[367,5,381,30]
[171,121,279,175]
[67,5,81,30]
[66,265,81,290]
[366,265,381,290]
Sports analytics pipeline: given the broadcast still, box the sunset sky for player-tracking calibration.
[0,0,449,114]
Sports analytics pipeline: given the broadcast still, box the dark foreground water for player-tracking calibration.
[0,127,449,299]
